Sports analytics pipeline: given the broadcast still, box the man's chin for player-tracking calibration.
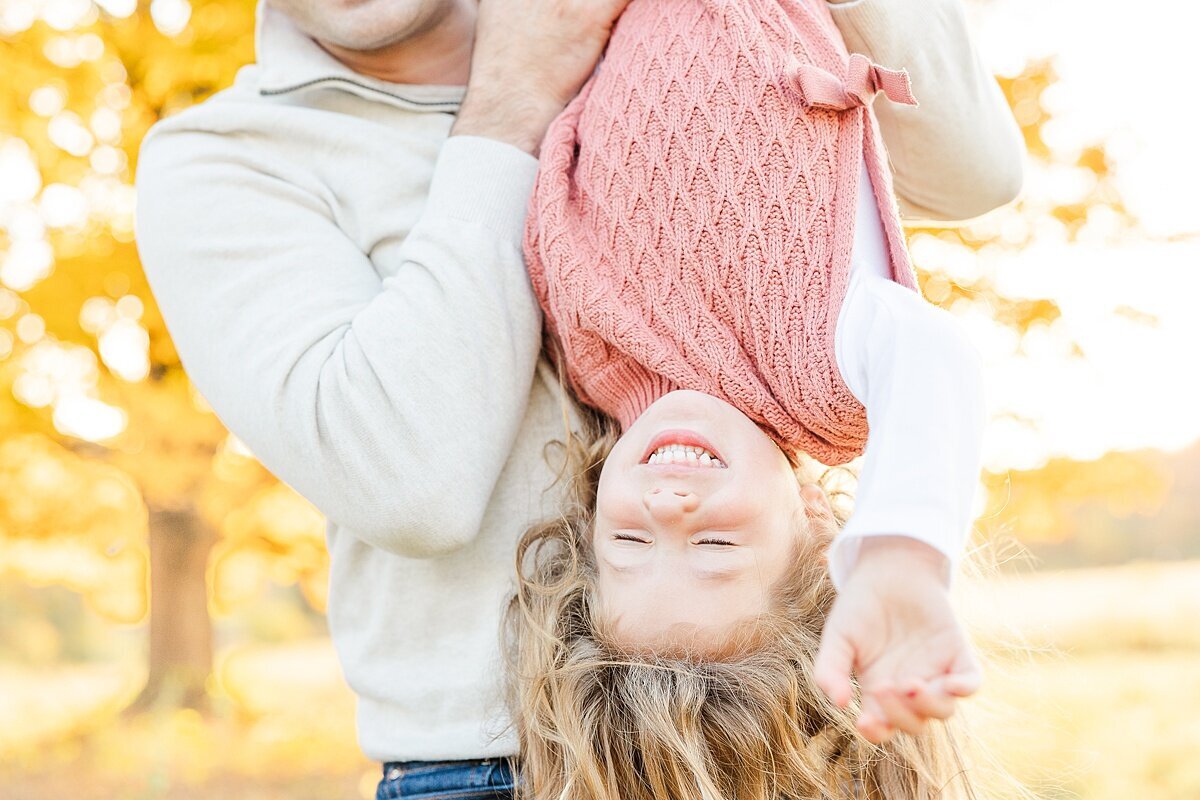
[284,0,437,52]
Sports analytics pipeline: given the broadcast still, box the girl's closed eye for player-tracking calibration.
[612,532,735,546]
[695,536,736,546]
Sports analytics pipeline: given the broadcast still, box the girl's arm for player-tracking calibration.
[827,0,1025,221]
[819,267,987,740]
[827,269,988,588]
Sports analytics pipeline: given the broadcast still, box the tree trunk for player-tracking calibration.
[129,505,216,713]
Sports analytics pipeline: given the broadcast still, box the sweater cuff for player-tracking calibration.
[591,360,677,430]
[424,135,540,242]
[827,513,962,590]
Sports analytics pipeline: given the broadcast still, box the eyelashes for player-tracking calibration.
[611,533,736,546]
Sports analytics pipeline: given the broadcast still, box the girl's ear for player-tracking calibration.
[799,483,834,523]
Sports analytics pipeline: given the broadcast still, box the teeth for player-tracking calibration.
[647,443,725,467]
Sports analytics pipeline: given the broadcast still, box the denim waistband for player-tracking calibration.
[378,758,516,799]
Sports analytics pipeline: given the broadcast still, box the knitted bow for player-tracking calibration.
[793,53,918,111]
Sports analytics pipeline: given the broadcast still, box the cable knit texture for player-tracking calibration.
[525,0,921,465]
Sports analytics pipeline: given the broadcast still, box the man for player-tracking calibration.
[134,0,1022,794]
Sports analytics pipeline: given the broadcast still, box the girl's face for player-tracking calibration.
[593,390,822,652]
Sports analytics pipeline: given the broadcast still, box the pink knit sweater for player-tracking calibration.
[525,0,921,465]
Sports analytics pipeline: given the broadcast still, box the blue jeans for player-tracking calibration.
[375,758,517,800]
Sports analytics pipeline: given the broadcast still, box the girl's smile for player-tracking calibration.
[641,428,728,467]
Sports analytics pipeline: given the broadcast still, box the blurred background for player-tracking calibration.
[0,0,1197,798]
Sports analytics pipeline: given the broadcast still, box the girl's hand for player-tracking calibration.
[453,0,633,155]
[813,536,981,743]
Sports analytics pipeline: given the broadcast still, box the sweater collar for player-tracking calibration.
[253,0,465,112]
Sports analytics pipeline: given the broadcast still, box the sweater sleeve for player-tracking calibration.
[827,0,1025,221]
[135,130,542,558]
[827,271,987,588]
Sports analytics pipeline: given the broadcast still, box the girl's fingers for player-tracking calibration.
[855,696,895,745]
[940,672,982,698]
[942,646,984,698]
[813,630,856,708]
[871,686,928,736]
[899,680,957,720]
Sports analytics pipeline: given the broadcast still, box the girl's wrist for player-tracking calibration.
[851,535,951,586]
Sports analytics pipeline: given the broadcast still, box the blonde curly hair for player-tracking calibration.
[504,408,991,800]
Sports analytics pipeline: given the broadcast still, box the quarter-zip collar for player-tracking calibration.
[253,0,466,112]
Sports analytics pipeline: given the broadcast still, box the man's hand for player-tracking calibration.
[814,536,981,743]
[452,0,633,154]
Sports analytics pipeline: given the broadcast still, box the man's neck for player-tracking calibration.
[318,2,475,86]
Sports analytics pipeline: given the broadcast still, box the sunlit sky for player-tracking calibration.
[1,0,1198,474]
[963,0,1200,471]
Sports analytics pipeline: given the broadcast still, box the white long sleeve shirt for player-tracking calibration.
[830,161,988,588]
[133,0,1019,762]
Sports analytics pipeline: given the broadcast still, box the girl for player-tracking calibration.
[508,411,992,799]
[511,0,1024,796]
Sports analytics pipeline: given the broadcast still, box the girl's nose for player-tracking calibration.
[643,487,700,523]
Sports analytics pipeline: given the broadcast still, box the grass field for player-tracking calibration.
[2,560,1197,799]
[961,561,1200,800]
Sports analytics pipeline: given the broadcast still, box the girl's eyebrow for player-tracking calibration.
[604,560,742,580]
[696,544,762,580]
[692,562,748,581]
[599,554,647,575]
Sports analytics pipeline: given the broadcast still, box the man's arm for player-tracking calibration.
[135,0,633,557]
[828,0,1025,220]
[136,131,543,558]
